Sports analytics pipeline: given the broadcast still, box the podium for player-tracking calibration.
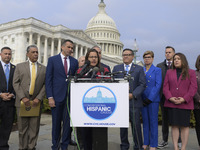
[70,79,129,128]
[70,78,129,150]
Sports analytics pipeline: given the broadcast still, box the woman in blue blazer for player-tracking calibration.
[142,51,162,150]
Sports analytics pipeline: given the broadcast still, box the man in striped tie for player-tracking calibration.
[13,45,46,150]
[0,47,16,150]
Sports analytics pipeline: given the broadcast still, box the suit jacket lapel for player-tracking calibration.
[36,62,42,79]
[0,62,7,90]
[56,54,66,76]
[24,61,31,80]
[129,64,136,74]
[172,69,179,86]
[145,65,154,76]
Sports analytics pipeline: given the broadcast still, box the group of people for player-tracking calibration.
[0,39,200,150]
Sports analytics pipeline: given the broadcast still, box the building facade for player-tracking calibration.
[0,17,96,65]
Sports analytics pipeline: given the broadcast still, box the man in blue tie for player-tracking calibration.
[0,47,16,150]
[112,48,146,150]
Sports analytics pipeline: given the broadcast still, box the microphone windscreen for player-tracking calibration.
[84,60,90,65]
[93,67,99,72]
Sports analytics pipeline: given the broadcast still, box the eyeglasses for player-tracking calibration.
[122,54,133,57]
[143,56,152,59]
[88,56,98,59]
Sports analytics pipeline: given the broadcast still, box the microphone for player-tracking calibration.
[91,67,99,79]
[99,67,104,75]
[107,71,126,75]
[77,60,90,77]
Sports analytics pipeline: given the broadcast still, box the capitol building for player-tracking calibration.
[0,0,123,68]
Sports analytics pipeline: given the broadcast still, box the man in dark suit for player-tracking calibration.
[46,39,78,150]
[156,46,176,149]
[0,47,16,150]
[13,45,46,150]
[112,48,146,150]
[92,46,111,72]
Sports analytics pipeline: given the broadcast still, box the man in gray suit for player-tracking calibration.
[13,45,46,150]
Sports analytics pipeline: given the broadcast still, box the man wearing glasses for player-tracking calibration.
[112,48,146,150]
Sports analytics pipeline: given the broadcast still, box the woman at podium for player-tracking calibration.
[76,48,110,150]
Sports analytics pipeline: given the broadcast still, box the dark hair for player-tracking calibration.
[172,53,189,80]
[26,45,38,53]
[195,55,200,71]
[165,46,175,52]
[61,39,74,46]
[85,49,100,67]
[1,47,11,52]
[123,48,134,55]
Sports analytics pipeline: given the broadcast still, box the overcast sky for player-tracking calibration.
[0,0,200,68]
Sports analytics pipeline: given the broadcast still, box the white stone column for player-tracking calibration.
[8,35,11,46]
[75,44,78,59]
[51,38,54,56]
[57,38,61,54]
[114,44,116,55]
[14,32,26,64]
[84,47,87,55]
[117,45,119,55]
[37,34,41,62]
[106,43,108,54]
[43,37,48,65]
[80,46,83,57]
[102,43,105,54]
[29,32,33,45]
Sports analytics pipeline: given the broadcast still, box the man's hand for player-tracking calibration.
[22,97,30,106]
[129,93,133,100]
[32,98,40,107]
[7,93,14,100]
[0,93,10,101]
[49,97,56,107]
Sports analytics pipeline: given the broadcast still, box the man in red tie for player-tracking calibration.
[46,39,78,150]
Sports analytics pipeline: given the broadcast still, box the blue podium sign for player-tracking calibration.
[71,82,129,127]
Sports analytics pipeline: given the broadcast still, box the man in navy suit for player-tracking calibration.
[46,39,78,150]
[112,48,146,150]
[0,47,16,150]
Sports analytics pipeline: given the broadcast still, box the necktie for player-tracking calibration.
[64,57,68,76]
[5,64,10,90]
[29,63,36,95]
[168,61,171,69]
[125,65,129,74]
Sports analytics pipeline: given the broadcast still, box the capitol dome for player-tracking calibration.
[86,1,117,30]
[85,0,123,56]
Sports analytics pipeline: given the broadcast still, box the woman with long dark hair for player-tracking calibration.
[193,55,200,149]
[76,48,110,150]
[163,53,197,150]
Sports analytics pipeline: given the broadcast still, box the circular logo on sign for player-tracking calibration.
[82,85,117,120]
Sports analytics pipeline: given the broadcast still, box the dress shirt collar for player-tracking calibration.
[60,53,69,60]
[1,61,10,70]
[166,60,172,66]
